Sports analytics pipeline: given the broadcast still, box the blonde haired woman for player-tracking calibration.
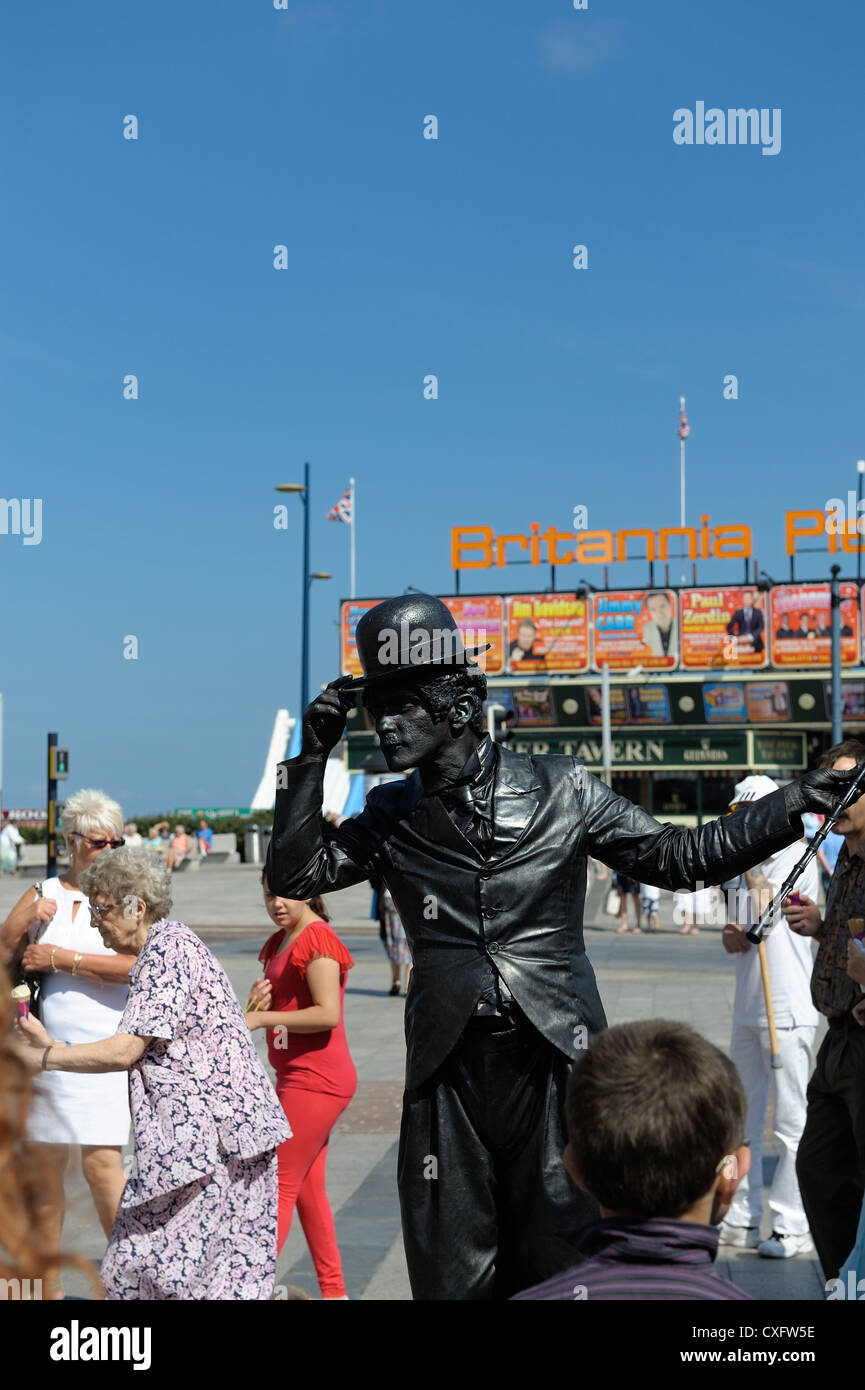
[0,789,133,1296]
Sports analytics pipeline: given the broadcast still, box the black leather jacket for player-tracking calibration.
[267,744,801,1087]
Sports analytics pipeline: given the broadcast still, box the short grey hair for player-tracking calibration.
[62,789,124,840]
[80,847,173,924]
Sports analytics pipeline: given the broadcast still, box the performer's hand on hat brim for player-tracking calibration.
[300,676,355,760]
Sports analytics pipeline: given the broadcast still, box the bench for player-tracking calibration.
[14,832,240,875]
[16,844,68,875]
[172,833,240,870]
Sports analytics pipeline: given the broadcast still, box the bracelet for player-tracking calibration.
[72,952,82,977]
[40,1041,70,1071]
[50,947,58,973]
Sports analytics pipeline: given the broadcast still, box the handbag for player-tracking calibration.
[11,881,45,1021]
[604,886,621,917]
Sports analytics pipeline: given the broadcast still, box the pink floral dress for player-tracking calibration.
[100,920,291,1300]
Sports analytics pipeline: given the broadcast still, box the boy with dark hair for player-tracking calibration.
[512,1020,753,1300]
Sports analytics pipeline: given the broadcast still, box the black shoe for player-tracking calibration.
[388,983,400,996]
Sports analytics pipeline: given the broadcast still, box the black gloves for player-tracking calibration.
[783,764,863,818]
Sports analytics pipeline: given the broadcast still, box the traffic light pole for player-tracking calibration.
[47,731,58,878]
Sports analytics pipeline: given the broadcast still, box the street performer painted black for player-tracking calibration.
[267,594,855,1300]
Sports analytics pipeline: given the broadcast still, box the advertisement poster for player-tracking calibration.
[680,588,768,669]
[769,584,860,667]
[746,682,791,722]
[342,596,504,676]
[511,688,555,725]
[585,685,629,725]
[627,685,671,722]
[585,685,671,724]
[340,599,382,677]
[823,681,865,720]
[444,595,504,674]
[702,684,747,722]
[592,590,678,671]
[507,594,589,673]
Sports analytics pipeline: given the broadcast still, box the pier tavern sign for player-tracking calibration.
[346,730,806,773]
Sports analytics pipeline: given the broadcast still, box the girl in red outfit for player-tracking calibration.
[246,879,356,1300]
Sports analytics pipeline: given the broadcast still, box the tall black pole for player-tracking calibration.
[830,563,842,744]
[47,731,58,878]
[857,461,864,588]
[301,461,310,714]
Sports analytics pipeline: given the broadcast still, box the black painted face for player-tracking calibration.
[364,684,452,772]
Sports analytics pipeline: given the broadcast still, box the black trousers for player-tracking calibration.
[397,1013,598,1300]
[796,1018,865,1280]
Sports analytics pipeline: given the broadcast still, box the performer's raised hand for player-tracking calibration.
[782,892,822,938]
[783,763,861,817]
[300,676,356,759]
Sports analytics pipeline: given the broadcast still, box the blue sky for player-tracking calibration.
[2,0,864,811]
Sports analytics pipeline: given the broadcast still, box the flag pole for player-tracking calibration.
[349,476,356,598]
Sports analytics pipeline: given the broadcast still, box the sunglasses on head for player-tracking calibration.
[77,835,125,850]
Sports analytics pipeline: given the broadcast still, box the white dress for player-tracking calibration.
[27,877,131,1146]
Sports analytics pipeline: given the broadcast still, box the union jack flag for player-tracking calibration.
[326,487,353,523]
[677,408,690,441]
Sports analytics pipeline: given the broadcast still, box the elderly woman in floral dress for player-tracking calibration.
[13,847,290,1300]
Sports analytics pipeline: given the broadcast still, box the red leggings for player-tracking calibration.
[276,1084,353,1298]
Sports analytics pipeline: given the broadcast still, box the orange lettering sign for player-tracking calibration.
[451,519,752,569]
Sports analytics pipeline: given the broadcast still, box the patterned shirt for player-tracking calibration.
[812,838,865,1020]
[118,919,291,1207]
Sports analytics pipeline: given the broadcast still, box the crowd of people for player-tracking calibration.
[1,738,864,1300]
[141,818,213,869]
[0,795,356,1301]
[591,752,865,1277]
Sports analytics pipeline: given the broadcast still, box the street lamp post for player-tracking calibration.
[276,464,331,715]
[830,564,842,745]
[857,460,865,588]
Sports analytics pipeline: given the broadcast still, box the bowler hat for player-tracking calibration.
[344,594,491,689]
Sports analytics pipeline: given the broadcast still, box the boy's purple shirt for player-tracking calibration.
[511,1217,754,1301]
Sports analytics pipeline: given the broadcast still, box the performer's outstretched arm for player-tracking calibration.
[579,763,856,892]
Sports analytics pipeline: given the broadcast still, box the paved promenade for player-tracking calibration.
[1,864,829,1300]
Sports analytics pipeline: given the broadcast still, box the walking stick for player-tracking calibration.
[757,940,782,1070]
[746,761,865,944]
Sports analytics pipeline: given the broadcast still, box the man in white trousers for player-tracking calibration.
[718,774,819,1258]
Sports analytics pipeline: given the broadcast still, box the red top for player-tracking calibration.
[259,921,357,1098]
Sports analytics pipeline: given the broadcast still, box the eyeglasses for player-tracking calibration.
[89,903,116,922]
[77,836,125,850]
